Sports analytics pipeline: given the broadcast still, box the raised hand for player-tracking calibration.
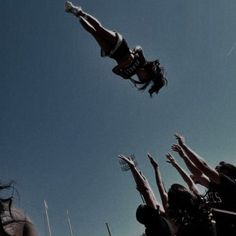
[171,144,185,156]
[165,153,176,165]
[65,1,82,16]
[174,133,185,146]
[147,153,159,169]
[118,155,135,168]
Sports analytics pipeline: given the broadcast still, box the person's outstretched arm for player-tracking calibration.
[171,144,202,176]
[171,144,210,188]
[175,133,220,184]
[118,155,160,210]
[148,153,168,211]
[190,174,210,188]
[166,153,199,195]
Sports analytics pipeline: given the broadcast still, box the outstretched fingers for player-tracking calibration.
[118,154,134,167]
[174,133,185,146]
[65,1,82,16]
[147,153,158,168]
[171,144,182,153]
[165,153,175,164]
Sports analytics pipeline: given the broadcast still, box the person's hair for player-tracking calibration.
[215,161,236,180]
[168,185,214,234]
[130,60,167,97]
[167,184,198,212]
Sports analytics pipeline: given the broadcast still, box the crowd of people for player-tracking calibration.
[119,134,236,236]
[2,138,235,236]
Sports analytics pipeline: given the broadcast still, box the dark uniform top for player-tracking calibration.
[206,174,236,211]
[205,174,236,236]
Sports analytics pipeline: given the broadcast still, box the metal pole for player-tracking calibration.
[44,200,52,236]
[105,223,112,236]
[67,210,74,236]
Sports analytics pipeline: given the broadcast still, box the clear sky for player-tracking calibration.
[1,0,236,235]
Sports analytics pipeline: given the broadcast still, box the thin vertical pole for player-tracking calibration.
[44,200,52,236]
[67,210,74,236]
[105,223,112,236]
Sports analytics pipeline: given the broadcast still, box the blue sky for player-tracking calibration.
[1,0,236,235]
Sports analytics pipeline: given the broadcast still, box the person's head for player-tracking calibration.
[167,184,198,211]
[145,60,167,96]
[136,204,160,226]
[131,60,167,97]
[136,204,171,236]
[215,161,236,180]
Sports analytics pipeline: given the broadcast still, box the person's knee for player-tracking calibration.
[79,17,96,33]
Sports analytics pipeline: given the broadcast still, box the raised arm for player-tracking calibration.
[190,174,210,188]
[118,155,159,210]
[171,144,210,188]
[165,153,199,195]
[175,133,220,184]
[147,153,168,211]
[171,144,202,176]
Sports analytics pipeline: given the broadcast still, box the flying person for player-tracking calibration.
[65,1,167,96]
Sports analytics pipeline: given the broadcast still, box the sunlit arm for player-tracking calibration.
[175,134,220,184]
[118,155,159,210]
[148,153,168,212]
[166,153,199,195]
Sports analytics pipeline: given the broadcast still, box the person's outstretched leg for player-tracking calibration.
[65,1,117,56]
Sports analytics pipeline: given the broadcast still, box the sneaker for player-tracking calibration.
[65,1,82,16]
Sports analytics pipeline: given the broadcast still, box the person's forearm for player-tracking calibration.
[173,162,198,194]
[130,167,158,209]
[180,143,207,170]
[196,175,210,188]
[181,144,219,180]
[130,166,148,189]
[180,151,203,176]
[154,168,168,209]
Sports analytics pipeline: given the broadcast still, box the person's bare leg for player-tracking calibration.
[65,1,117,55]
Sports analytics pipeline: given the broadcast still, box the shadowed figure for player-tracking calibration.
[148,153,216,236]
[172,133,236,235]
